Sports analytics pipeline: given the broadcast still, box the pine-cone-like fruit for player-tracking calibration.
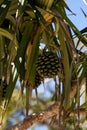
[34,71,43,88]
[36,51,63,79]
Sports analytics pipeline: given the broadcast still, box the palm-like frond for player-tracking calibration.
[0,0,87,129]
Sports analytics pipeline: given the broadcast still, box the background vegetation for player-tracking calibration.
[0,0,87,130]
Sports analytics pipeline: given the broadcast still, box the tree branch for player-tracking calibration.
[70,77,86,98]
[5,102,60,130]
[5,77,86,130]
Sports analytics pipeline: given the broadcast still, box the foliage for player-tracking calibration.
[0,0,87,129]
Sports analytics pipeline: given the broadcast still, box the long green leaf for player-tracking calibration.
[54,4,87,46]
[7,0,18,15]
[0,0,12,25]
[6,14,16,28]
[0,36,5,61]
[0,28,17,42]
[58,25,71,109]
[25,25,41,86]
[4,21,35,112]
[25,24,41,115]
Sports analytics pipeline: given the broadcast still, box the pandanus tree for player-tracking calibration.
[0,0,87,130]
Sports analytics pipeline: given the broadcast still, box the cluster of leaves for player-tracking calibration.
[0,0,87,129]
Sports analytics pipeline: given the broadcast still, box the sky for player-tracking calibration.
[66,0,87,30]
